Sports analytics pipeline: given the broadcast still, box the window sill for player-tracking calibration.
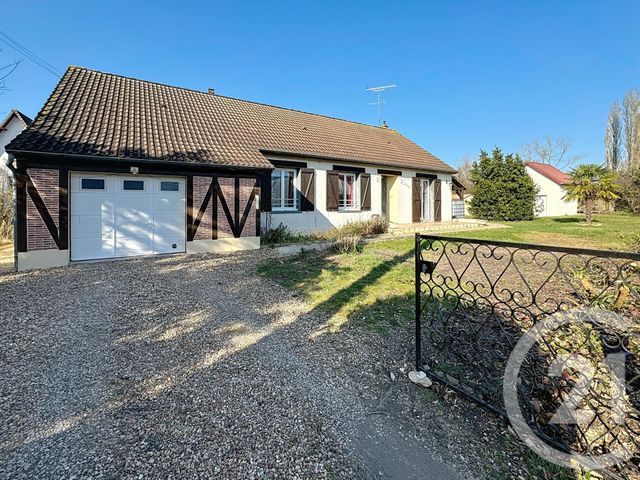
[271,209,302,214]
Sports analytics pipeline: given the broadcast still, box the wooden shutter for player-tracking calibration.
[299,168,315,211]
[412,177,421,222]
[434,179,442,222]
[260,171,272,212]
[360,173,371,211]
[326,170,340,211]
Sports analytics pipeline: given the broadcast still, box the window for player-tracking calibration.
[271,168,297,210]
[160,181,180,192]
[338,173,358,209]
[123,180,144,191]
[81,178,105,190]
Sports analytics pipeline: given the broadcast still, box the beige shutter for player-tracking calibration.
[360,173,371,211]
[300,169,315,211]
[326,170,340,211]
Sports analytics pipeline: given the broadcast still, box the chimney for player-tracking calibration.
[208,88,216,95]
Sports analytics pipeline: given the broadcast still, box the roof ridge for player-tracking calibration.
[67,65,394,132]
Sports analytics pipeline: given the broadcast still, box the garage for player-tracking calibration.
[70,174,186,261]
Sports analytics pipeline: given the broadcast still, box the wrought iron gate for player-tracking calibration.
[415,234,640,478]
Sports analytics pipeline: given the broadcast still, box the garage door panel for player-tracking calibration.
[71,174,185,261]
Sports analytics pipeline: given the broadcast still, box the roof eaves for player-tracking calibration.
[259,148,457,174]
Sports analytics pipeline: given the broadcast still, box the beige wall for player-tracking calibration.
[526,166,578,217]
[266,156,454,232]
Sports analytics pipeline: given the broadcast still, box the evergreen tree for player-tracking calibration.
[468,148,537,221]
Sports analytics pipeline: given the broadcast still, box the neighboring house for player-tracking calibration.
[450,177,467,219]
[525,162,578,217]
[6,66,456,271]
[0,109,32,188]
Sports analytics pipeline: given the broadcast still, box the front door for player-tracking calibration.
[420,179,432,222]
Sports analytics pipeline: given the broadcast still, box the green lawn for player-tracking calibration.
[258,213,640,332]
[456,213,640,251]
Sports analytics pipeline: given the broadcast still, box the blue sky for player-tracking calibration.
[2,1,638,168]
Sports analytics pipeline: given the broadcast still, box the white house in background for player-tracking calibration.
[0,109,32,186]
[524,161,578,217]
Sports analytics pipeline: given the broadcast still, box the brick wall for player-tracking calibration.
[217,177,234,238]
[193,176,213,240]
[239,177,257,237]
[26,168,59,251]
[192,176,257,239]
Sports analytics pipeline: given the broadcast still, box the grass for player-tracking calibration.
[454,213,640,252]
[259,213,640,332]
[257,240,416,333]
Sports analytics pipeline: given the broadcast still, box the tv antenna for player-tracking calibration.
[367,84,397,126]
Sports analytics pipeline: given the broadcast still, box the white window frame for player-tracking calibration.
[271,168,298,211]
[338,172,359,211]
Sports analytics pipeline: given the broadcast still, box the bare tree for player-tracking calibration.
[0,49,20,96]
[605,101,623,171]
[455,155,475,190]
[520,136,584,171]
[623,89,640,170]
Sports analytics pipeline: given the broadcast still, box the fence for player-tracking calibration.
[451,199,465,219]
[415,234,640,478]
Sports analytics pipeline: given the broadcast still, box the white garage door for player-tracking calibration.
[70,174,186,261]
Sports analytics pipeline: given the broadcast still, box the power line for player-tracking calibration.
[0,30,62,77]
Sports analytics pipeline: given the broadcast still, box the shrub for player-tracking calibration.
[332,234,361,254]
[468,148,537,221]
[616,165,640,214]
[261,223,306,245]
[324,217,388,240]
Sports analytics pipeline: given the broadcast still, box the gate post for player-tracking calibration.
[415,233,421,370]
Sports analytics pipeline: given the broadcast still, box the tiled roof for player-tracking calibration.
[525,161,571,185]
[7,66,455,173]
[0,109,32,131]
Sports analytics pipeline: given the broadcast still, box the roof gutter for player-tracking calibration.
[259,149,457,175]
[5,149,274,172]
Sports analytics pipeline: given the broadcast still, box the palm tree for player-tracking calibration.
[563,164,619,225]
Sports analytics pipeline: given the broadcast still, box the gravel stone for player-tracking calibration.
[0,250,531,479]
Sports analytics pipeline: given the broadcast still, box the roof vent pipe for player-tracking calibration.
[208,88,216,95]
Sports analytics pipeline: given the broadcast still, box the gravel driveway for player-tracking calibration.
[0,250,528,479]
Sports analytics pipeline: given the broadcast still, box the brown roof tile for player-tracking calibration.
[8,66,456,172]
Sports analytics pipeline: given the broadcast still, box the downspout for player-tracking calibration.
[4,153,17,271]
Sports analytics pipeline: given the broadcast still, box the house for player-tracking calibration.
[6,66,457,271]
[1,109,32,187]
[524,162,578,217]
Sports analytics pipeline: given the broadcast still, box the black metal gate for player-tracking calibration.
[415,234,640,478]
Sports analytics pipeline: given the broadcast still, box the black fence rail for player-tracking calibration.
[415,234,640,478]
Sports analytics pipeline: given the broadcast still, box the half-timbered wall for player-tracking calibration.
[26,168,59,251]
[188,175,259,241]
[13,158,262,271]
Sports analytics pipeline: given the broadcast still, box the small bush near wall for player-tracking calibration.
[261,217,388,246]
[324,217,389,240]
[332,234,361,254]
[261,223,313,245]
